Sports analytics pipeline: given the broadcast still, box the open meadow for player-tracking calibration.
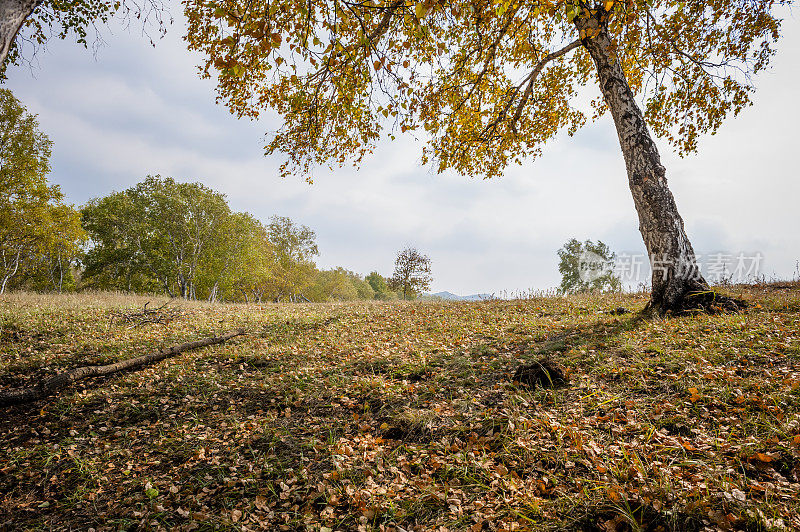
[2,286,800,531]
[3,0,800,530]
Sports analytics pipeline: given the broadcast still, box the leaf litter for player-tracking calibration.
[1,284,799,531]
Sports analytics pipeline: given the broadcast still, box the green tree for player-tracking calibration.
[389,247,432,300]
[268,216,318,262]
[13,202,85,293]
[309,267,358,301]
[83,175,232,298]
[308,268,377,301]
[81,175,273,301]
[184,0,785,314]
[0,89,83,294]
[198,212,275,302]
[557,238,621,295]
[366,271,396,300]
[266,215,319,301]
[348,271,376,300]
[81,189,162,293]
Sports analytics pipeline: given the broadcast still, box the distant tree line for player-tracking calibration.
[0,89,433,302]
[78,171,421,302]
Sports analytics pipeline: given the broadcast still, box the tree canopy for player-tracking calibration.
[183,0,786,180]
[557,238,621,295]
[389,246,432,300]
[81,175,275,300]
[266,215,319,301]
[182,0,786,314]
[366,271,398,300]
[0,89,83,294]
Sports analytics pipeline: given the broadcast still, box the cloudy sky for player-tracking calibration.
[6,9,800,295]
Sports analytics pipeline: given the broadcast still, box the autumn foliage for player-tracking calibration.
[183,0,786,179]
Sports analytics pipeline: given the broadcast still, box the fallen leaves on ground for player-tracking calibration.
[1,284,799,531]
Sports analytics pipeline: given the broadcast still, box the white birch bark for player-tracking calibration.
[575,15,710,313]
[0,0,38,67]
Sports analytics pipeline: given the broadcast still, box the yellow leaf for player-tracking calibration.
[566,5,580,22]
[688,387,701,403]
[415,2,429,20]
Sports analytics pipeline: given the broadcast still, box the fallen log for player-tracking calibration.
[0,329,246,408]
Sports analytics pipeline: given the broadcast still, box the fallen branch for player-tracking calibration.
[111,301,184,328]
[0,329,246,408]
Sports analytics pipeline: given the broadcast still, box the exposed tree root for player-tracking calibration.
[0,329,246,408]
[679,289,747,314]
[644,283,747,317]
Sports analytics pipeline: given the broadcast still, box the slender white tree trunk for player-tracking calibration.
[57,257,64,293]
[0,0,38,67]
[0,248,21,295]
[574,14,729,314]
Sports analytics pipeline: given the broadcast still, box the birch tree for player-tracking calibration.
[184,0,786,314]
[0,0,168,74]
[82,176,281,301]
[0,88,82,294]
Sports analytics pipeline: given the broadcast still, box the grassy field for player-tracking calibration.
[1,285,799,531]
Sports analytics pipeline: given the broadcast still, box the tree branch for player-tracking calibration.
[0,329,246,407]
[509,38,582,134]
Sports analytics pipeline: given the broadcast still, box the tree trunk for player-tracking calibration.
[57,257,63,293]
[0,0,38,67]
[575,15,740,315]
[0,248,21,295]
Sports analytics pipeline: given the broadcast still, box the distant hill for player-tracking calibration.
[430,291,493,301]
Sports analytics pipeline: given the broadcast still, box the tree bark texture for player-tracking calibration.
[0,0,38,67]
[575,15,739,314]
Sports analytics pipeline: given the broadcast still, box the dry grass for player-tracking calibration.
[1,290,180,310]
[1,284,799,531]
